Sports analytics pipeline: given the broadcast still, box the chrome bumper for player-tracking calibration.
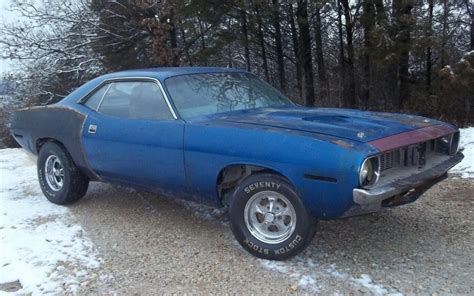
[353,152,464,205]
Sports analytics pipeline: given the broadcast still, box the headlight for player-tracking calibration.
[436,132,460,155]
[359,157,380,188]
[450,132,460,155]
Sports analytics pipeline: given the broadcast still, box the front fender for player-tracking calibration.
[184,122,374,218]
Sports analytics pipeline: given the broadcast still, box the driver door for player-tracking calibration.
[81,79,185,193]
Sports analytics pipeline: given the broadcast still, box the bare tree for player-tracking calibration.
[288,2,303,99]
[296,0,315,106]
[339,0,357,108]
[0,0,102,102]
[313,1,328,101]
[272,0,286,91]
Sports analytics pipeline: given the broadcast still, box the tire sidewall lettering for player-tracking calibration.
[244,233,303,256]
[38,166,56,198]
[273,234,302,255]
[244,181,281,195]
[229,174,314,259]
[243,238,270,255]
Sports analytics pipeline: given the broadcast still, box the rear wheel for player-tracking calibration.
[228,173,316,260]
[37,142,89,205]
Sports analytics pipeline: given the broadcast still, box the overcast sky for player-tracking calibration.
[0,0,16,75]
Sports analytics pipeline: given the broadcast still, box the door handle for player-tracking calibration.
[88,124,97,134]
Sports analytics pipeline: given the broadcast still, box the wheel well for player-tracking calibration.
[216,164,288,206]
[36,138,65,153]
[35,137,95,181]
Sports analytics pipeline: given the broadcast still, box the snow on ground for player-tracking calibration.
[452,127,474,178]
[259,258,403,295]
[0,149,105,295]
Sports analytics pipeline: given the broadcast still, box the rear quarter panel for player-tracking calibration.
[9,105,97,180]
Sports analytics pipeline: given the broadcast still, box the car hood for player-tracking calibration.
[199,106,446,142]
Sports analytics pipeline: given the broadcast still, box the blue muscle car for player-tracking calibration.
[10,67,464,260]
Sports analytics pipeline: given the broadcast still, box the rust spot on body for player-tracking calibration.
[333,139,353,148]
[368,124,455,152]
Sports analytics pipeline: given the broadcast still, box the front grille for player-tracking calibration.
[380,149,400,171]
[379,137,445,172]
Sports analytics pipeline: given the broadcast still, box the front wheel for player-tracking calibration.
[37,142,89,205]
[228,173,316,260]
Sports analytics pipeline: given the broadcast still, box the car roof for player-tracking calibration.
[60,67,249,105]
[100,67,247,81]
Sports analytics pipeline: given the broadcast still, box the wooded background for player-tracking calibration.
[0,0,473,143]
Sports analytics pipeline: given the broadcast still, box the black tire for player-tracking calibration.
[228,173,316,260]
[37,142,89,205]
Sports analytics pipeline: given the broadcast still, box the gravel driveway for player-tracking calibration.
[68,176,473,294]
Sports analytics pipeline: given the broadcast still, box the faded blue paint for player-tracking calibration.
[183,117,368,218]
[191,106,448,142]
[81,108,186,196]
[54,67,450,219]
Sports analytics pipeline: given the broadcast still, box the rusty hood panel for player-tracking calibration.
[197,106,449,143]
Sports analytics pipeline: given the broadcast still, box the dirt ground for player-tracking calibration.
[69,176,473,295]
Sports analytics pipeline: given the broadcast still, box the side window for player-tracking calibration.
[97,81,173,120]
[128,82,174,120]
[98,82,133,118]
[84,84,108,110]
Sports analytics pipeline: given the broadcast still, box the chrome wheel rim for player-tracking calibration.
[45,155,64,191]
[244,191,297,244]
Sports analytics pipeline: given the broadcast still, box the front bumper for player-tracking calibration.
[353,152,464,205]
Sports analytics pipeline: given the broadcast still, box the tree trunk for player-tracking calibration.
[426,0,433,92]
[393,0,414,110]
[255,3,269,81]
[168,8,179,66]
[374,0,387,25]
[197,18,208,66]
[361,0,375,108]
[340,0,357,108]
[337,0,346,107]
[362,0,375,109]
[296,0,315,106]
[288,3,303,99]
[272,0,286,92]
[240,8,251,71]
[227,18,233,68]
[314,6,328,102]
[464,0,474,50]
[440,0,448,67]
[179,20,193,66]
[471,14,474,51]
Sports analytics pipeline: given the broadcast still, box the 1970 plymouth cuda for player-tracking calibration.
[10,67,464,260]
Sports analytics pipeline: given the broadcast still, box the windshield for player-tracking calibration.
[165,72,293,119]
